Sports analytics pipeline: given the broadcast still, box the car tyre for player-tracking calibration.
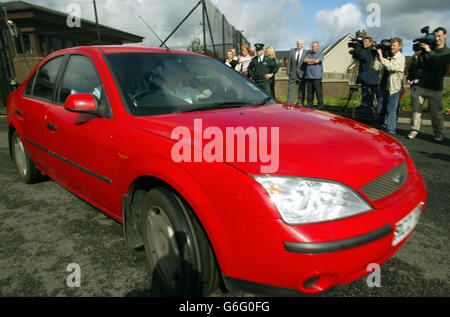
[11,131,42,184]
[141,186,220,296]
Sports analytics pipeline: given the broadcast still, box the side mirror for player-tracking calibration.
[64,93,98,114]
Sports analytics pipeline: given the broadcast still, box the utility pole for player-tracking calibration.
[92,0,101,44]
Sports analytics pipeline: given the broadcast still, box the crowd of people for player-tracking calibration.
[351,27,449,141]
[223,39,325,107]
[223,26,449,142]
[223,43,279,97]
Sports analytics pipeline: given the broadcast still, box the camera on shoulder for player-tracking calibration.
[413,26,436,52]
[348,36,364,50]
[372,39,393,59]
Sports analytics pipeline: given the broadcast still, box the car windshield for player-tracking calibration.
[105,52,274,116]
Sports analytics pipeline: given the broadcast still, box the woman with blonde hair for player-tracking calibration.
[238,44,252,77]
[265,46,278,97]
[223,49,238,70]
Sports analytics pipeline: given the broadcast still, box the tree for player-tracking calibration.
[187,37,218,59]
[187,37,203,54]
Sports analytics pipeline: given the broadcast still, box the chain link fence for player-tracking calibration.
[0,0,250,94]
[69,0,249,60]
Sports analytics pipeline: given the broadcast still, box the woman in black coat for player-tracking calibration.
[224,49,238,69]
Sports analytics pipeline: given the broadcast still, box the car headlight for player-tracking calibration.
[253,176,372,225]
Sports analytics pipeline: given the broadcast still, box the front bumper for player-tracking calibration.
[283,224,393,254]
[210,171,427,295]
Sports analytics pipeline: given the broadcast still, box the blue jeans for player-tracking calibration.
[377,90,400,134]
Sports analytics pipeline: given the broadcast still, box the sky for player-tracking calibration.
[209,0,450,55]
[8,0,450,56]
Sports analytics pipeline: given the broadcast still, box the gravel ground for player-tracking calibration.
[0,117,448,297]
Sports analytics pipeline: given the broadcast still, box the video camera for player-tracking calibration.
[348,30,393,59]
[348,36,364,50]
[412,26,436,52]
[372,39,393,59]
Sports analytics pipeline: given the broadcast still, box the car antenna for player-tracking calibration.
[138,15,170,51]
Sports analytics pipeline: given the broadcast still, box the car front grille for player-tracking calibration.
[359,161,408,201]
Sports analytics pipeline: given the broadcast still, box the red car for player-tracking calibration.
[7,46,427,296]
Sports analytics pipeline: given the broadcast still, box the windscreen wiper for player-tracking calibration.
[253,96,273,106]
[182,101,254,113]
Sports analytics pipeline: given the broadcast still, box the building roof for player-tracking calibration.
[0,1,144,44]
[322,33,353,57]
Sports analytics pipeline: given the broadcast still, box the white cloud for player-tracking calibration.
[7,0,450,55]
[315,0,450,55]
[209,0,307,50]
[314,3,364,43]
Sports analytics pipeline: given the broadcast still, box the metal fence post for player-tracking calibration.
[203,1,216,57]
[160,0,203,48]
[222,14,225,58]
[202,0,206,54]
[92,0,101,44]
[232,26,235,50]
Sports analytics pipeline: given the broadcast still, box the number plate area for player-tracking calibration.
[393,204,421,246]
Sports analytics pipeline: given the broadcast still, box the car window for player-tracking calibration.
[33,56,64,101]
[24,73,36,96]
[59,55,102,104]
[106,52,272,116]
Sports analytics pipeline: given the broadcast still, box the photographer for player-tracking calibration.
[372,37,405,135]
[408,27,450,142]
[406,48,423,139]
[350,37,379,123]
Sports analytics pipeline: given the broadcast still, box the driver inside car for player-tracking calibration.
[152,68,212,104]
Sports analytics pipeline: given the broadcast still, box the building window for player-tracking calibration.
[14,36,23,54]
[38,35,48,55]
[51,37,63,52]
[22,34,32,54]
[65,40,74,48]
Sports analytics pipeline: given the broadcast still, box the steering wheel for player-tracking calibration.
[131,86,162,107]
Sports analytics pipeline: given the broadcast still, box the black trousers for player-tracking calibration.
[255,80,272,96]
[306,79,323,107]
[270,78,276,98]
[361,85,377,121]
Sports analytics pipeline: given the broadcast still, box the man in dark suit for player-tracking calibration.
[248,43,279,96]
[286,38,307,105]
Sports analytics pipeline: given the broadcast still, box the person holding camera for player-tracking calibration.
[408,27,450,142]
[406,49,423,139]
[350,37,379,123]
[372,37,405,135]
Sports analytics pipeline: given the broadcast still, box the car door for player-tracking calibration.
[44,53,117,213]
[17,55,66,173]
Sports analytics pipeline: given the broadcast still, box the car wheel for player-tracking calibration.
[11,131,42,184]
[141,186,220,296]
